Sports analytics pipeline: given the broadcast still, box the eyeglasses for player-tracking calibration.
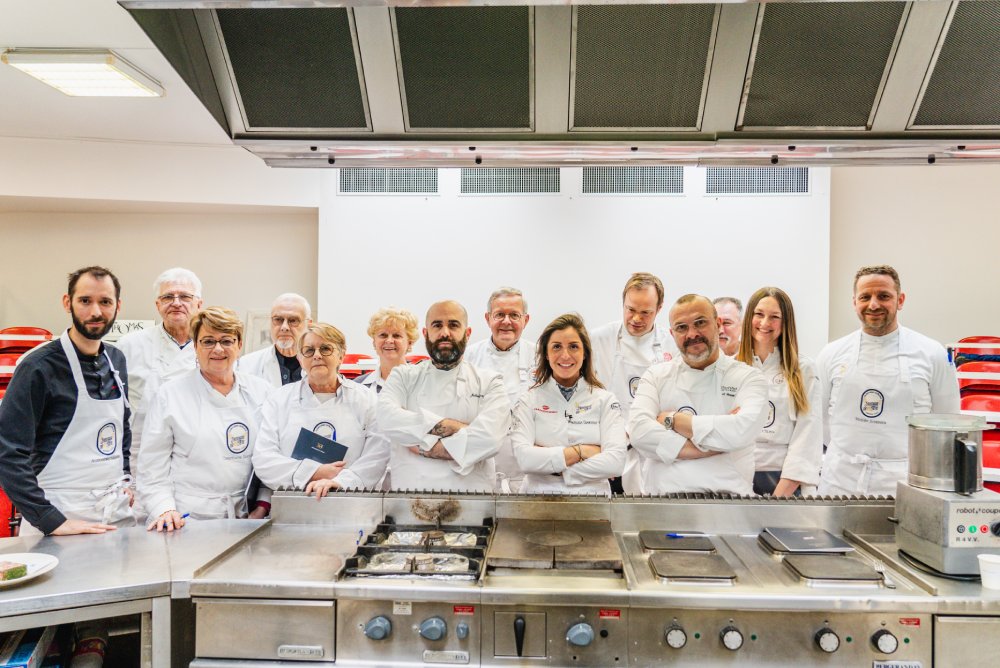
[198,337,238,349]
[301,345,339,358]
[272,316,303,327]
[158,292,197,305]
[491,311,524,322]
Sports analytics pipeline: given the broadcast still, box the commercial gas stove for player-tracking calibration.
[186,491,1000,667]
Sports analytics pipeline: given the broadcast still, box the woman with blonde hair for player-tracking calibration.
[736,288,821,496]
[509,313,626,495]
[252,323,389,499]
[355,307,420,394]
[140,306,272,531]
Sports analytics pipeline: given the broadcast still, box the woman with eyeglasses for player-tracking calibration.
[509,313,627,495]
[735,287,822,497]
[252,323,390,500]
[138,307,272,531]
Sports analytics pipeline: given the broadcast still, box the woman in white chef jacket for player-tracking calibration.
[735,288,821,497]
[139,307,271,531]
[510,314,627,495]
[354,307,419,394]
[253,323,390,498]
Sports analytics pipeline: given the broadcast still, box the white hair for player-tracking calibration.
[487,287,527,314]
[272,293,312,320]
[154,267,202,297]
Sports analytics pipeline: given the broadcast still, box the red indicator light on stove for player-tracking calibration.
[899,618,920,627]
[453,605,475,615]
[599,609,621,620]
[982,525,990,534]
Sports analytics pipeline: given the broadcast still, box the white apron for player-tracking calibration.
[754,362,795,472]
[392,373,494,493]
[818,331,913,496]
[24,332,135,535]
[612,334,668,495]
[281,387,367,468]
[172,382,258,519]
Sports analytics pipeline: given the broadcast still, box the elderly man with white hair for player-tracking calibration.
[239,293,313,387]
[117,267,203,479]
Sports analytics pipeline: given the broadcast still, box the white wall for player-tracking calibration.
[319,167,831,359]
[830,164,1000,344]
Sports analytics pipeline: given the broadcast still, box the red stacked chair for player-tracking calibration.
[957,361,1000,397]
[962,395,1000,493]
[0,326,52,354]
[405,355,431,364]
[340,353,374,380]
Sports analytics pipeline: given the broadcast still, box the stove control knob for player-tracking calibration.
[872,629,898,654]
[665,625,687,649]
[720,626,744,651]
[419,617,447,641]
[456,622,469,640]
[363,616,392,641]
[991,521,1000,537]
[815,628,840,653]
[566,623,595,647]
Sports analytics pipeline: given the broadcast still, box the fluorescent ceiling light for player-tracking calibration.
[1,49,163,97]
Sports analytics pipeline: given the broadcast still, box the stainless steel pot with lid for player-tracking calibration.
[906,414,988,495]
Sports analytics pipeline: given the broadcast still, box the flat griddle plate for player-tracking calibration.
[649,552,736,582]
[639,531,715,552]
[487,519,622,570]
[783,554,882,583]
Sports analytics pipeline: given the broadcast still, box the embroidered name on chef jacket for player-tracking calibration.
[763,401,776,429]
[859,389,885,419]
[313,421,337,441]
[226,422,251,455]
[95,422,118,458]
[771,373,785,385]
[535,405,558,414]
[721,385,738,397]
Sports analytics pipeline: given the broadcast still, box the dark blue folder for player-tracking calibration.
[291,427,349,464]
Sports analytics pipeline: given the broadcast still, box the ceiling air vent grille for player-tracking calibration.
[706,167,809,195]
[216,8,368,131]
[571,5,717,131]
[582,167,684,194]
[460,168,560,194]
[393,7,532,131]
[339,168,438,194]
[912,2,1000,128]
[739,2,905,129]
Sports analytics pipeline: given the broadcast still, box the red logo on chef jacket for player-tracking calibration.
[663,352,672,361]
[599,609,621,620]
[899,618,921,627]
[454,606,475,616]
[535,405,558,414]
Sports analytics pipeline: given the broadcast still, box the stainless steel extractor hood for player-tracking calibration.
[120,0,1000,166]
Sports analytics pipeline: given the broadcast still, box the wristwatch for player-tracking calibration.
[661,412,674,431]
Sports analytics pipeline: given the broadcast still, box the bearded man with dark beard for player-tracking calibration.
[627,294,769,495]
[0,266,137,535]
[376,300,509,492]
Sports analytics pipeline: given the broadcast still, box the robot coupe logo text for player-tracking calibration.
[226,422,251,454]
[313,422,337,441]
[96,423,117,456]
[860,389,885,419]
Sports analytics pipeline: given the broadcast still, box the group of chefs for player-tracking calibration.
[0,263,960,536]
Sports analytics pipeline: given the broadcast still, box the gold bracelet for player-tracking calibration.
[574,444,584,461]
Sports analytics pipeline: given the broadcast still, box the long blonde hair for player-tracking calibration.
[736,287,809,416]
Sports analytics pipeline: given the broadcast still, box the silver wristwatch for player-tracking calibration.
[661,413,674,430]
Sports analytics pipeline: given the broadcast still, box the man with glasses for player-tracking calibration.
[628,294,768,495]
[591,272,677,494]
[0,266,136,535]
[466,288,534,490]
[239,293,312,387]
[117,267,203,480]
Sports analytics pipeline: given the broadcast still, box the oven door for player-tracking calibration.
[194,598,335,662]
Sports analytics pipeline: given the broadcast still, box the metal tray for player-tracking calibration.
[649,552,736,584]
[639,531,715,553]
[344,545,484,579]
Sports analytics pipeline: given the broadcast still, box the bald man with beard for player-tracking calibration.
[376,300,509,492]
[628,294,769,495]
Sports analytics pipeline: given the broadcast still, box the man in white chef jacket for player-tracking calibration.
[591,272,677,494]
[0,266,136,535]
[713,296,743,357]
[817,265,960,496]
[377,300,509,492]
[629,294,769,495]
[465,286,534,491]
[116,267,202,480]
[239,293,312,387]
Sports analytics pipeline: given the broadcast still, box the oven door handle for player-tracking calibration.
[514,615,526,657]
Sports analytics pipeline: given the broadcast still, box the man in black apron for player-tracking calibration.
[0,266,134,535]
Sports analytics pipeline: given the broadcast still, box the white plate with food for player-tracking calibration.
[0,553,59,588]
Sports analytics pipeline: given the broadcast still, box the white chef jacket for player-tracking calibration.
[510,378,626,494]
[465,337,536,404]
[252,377,390,491]
[817,326,960,495]
[138,369,271,520]
[751,351,822,487]
[116,325,196,478]
[238,346,284,388]
[628,354,769,495]
[376,360,508,492]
